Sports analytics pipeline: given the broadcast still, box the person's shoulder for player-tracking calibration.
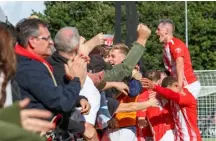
[16,56,47,74]
[183,88,196,100]
[82,76,99,92]
[173,37,186,47]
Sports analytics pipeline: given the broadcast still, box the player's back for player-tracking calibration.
[147,96,175,141]
[137,90,175,141]
[169,37,197,85]
[169,88,201,141]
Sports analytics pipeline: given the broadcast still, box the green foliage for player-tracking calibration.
[34,1,116,40]
[33,1,216,70]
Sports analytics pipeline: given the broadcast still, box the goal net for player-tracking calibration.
[195,70,216,140]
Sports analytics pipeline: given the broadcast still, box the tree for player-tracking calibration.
[33,1,216,70]
[34,2,116,40]
[187,2,216,70]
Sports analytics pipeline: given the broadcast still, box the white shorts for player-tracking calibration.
[159,130,175,141]
[101,127,137,141]
[184,81,201,99]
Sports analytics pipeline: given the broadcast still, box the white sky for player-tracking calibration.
[0,1,45,25]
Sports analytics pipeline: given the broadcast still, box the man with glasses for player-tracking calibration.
[14,19,88,138]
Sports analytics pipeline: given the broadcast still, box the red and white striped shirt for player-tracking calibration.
[163,37,197,86]
[153,85,202,141]
[137,90,174,141]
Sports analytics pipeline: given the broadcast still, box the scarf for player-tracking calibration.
[15,44,53,72]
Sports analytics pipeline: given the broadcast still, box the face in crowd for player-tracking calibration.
[156,23,168,43]
[29,25,54,58]
[88,70,105,87]
[108,44,128,65]
[156,20,174,43]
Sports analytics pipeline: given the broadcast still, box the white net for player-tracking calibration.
[195,70,216,140]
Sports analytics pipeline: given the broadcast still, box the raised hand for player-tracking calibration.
[141,78,155,90]
[78,33,105,56]
[92,33,105,46]
[64,54,87,87]
[137,24,151,46]
[79,36,86,45]
[113,82,129,96]
[137,24,151,40]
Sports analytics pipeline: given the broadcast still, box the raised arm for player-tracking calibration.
[115,93,158,113]
[103,24,151,82]
[78,33,105,56]
[101,82,129,96]
[153,85,195,106]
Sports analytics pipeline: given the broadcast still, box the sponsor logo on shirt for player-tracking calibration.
[175,48,181,54]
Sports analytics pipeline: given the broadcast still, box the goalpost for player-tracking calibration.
[195,70,216,140]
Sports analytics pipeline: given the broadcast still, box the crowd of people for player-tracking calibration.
[0,15,202,141]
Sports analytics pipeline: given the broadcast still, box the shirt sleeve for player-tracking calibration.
[170,43,184,61]
[153,85,195,106]
[103,42,145,82]
[0,120,46,141]
[128,79,142,97]
[0,103,21,127]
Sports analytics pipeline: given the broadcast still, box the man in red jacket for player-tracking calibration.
[141,76,202,141]
[156,19,200,99]
[137,70,175,141]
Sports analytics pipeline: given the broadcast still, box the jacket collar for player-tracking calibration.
[15,44,53,72]
[51,51,69,64]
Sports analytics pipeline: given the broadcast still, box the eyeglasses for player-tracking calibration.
[34,36,53,43]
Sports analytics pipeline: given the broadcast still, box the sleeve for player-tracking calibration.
[11,79,22,102]
[103,42,145,82]
[128,79,142,97]
[0,120,46,141]
[23,64,81,113]
[0,103,21,127]
[153,85,195,106]
[136,91,149,117]
[170,43,185,61]
[106,97,120,116]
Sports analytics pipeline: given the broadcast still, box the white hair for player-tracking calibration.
[54,27,80,52]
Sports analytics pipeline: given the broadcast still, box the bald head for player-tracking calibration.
[159,19,175,35]
[54,27,80,52]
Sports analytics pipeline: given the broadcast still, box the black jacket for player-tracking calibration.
[46,51,87,106]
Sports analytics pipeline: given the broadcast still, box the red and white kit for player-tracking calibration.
[163,37,201,98]
[153,85,202,141]
[137,90,175,141]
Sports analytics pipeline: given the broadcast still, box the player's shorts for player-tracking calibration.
[185,81,201,99]
[159,130,175,141]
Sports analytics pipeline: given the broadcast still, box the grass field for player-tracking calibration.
[203,138,216,141]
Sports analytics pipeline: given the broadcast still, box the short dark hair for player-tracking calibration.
[87,54,105,73]
[145,70,161,82]
[161,76,178,88]
[16,18,48,47]
[159,19,175,32]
